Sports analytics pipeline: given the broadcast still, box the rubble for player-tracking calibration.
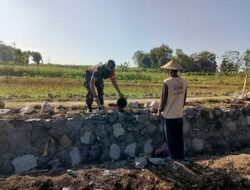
[0,100,5,109]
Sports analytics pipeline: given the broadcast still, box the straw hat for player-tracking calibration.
[160,59,183,70]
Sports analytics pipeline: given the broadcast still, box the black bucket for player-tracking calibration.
[117,97,127,112]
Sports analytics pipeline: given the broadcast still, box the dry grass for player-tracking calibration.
[0,74,249,101]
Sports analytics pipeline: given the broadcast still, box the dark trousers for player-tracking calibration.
[163,118,185,160]
[84,71,104,109]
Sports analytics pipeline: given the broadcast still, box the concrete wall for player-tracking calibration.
[0,107,250,174]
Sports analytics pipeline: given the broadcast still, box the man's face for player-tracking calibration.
[105,64,113,72]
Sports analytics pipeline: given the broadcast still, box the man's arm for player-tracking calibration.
[111,79,124,97]
[158,82,168,116]
[90,76,101,106]
[183,87,187,107]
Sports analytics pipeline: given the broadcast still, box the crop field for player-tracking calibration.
[0,65,249,101]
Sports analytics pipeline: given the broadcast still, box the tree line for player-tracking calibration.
[0,41,43,66]
[132,44,250,73]
[1,41,250,73]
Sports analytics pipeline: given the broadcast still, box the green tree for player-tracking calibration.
[150,44,173,68]
[175,49,198,72]
[14,48,23,64]
[22,51,31,66]
[132,50,152,68]
[0,43,15,63]
[192,51,217,73]
[242,49,250,71]
[31,52,43,66]
[118,62,130,71]
[220,51,241,73]
[13,49,31,65]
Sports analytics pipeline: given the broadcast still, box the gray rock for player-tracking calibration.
[48,159,60,169]
[94,125,107,138]
[0,109,12,117]
[129,102,139,109]
[148,158,165,165]
[80,131,93,144]
[124,143,137,158]
[12,154,37,173]
[103,169,111,176]
[89,181,94,186]
[154,143,167,156]
[186,109,197,121]
[142,122,156,134]
[88,113,103,120]
[135,157,148,169]
[0,100,5,109]
[109,143,121,160]
[62,187,75,190]
[38,156,50,166]
[41,101,53,113]
[48,119,66,140]
[113,160,128,167]
[55,105,67,113]
[209,110,213,120]
[0,158,14,174]
[247,116,250,126]
[57,151,71,167]
[69,147,81,166]
[125,132,136,144]
[118,112,125,122]
[192,138,205,152]
[89,144,102,160]
[20,106,35,114]
[59,134,72,151]
[183,118,191,134]
[144,139,153,155]
[107,111,119,123]
[238,116,247,127]
[136,115,149,124]
[66,169,77,178]
[214,108,222,116]
[226,121,237,130]
[112,123,125,137]
[71,115,85,129]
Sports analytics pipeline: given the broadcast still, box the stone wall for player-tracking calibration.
[0,107,250,174]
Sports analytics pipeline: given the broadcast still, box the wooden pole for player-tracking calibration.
[241,74,248,99]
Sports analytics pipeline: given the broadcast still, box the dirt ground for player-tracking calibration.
[3,96,230,108]
[1,150,250,190]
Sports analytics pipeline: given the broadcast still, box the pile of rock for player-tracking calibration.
[0,100,5,109]
[144,101,159,112]
[0,105,250,175]
[231,91,250,104]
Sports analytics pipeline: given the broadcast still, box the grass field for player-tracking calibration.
[0,65,249,101]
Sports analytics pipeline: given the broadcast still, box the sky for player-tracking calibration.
[0,0,250,65]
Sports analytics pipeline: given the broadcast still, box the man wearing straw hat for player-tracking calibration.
[158,59,187,161]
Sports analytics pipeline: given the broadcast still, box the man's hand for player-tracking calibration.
[119,92,124,98]
[157,109,162,117]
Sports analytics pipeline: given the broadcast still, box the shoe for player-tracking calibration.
[99,105,104,110]
[165,156,174,162]
[181,157,191,163]
[86,109,92,113]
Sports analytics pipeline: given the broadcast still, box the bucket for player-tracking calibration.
[116,97,127,112]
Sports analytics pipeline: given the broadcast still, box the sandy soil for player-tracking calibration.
[3,96,230,108]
